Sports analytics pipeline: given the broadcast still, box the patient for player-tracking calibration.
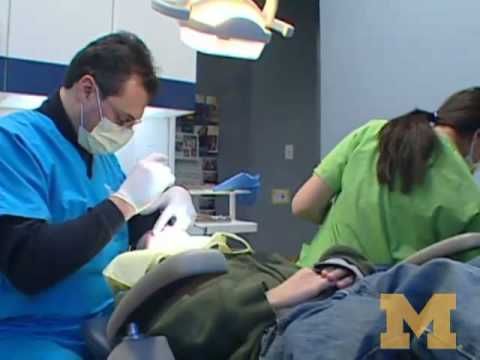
[117,244,375,360]
[114,237,480,360]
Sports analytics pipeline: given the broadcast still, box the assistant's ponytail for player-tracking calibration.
[377,110,438,193]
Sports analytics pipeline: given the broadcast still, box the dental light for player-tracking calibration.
[152,0,294,60]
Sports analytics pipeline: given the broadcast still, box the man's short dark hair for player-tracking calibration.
[64,31,159,99]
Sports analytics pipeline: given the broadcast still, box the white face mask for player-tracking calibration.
[465,130,480,173]
[78,88,134,154]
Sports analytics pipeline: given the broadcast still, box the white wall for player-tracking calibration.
[0,108,16,116]
[116,116,175,174]
[320,0,480,156]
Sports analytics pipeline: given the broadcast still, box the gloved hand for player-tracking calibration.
[149,186,197,233]
[111,153,175,214]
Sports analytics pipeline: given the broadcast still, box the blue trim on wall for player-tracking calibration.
[6,57,66,97]
[0,56,5,92]
[152,78,196,110]
[1,56,195,110]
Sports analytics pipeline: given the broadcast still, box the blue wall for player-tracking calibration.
[197,0,320,256]
[320,0,480,155]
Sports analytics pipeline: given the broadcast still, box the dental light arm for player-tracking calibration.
[151,0,191,20]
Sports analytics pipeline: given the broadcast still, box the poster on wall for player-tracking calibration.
[202,157,218,184]
[175,132,199,160]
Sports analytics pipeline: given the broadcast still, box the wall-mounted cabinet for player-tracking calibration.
[0,0,196,110]
[113,0,196,83]
[0,0,8,91]
[1,0,196,88]
[7,0,113,64]
[0,0,8,57]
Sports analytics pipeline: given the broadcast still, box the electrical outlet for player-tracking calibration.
[272,189,291,205]
[285,144,294,160]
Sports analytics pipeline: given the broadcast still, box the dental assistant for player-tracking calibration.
[0,32,195,359]
[293,87,480,267]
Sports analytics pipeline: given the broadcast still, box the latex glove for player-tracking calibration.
[150,186,197,233]
[136,227,210,251]
[111,153,175,214]
[145,227,211,251]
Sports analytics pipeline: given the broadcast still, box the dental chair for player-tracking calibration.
[84,249,228,360]
[84,233,480,359]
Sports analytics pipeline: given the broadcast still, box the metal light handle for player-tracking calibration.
[151,0,191,20]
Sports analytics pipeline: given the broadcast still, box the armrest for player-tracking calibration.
[107,249,228,343]
[84,315,111,359]
[401,233,480,265]
[108,336,175,360]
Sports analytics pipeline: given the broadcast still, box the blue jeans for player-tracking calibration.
[260,258,480,359]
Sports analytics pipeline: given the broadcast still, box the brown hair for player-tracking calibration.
[64,32,158,99]
[377,87,480,193]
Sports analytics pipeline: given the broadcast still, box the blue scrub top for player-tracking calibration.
[0,110,129,321]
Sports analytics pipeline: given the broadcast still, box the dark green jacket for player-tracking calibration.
[130,248,373,360]
[133,252,297,360]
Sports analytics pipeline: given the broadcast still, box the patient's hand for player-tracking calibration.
[266,267,354,310]
[319,267,355,289]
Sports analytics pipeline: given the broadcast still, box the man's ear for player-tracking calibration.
[75,74,96,103]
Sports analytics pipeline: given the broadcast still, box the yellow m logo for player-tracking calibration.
[380,294,456,349]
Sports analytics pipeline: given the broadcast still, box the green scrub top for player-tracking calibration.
[298,120,480,267]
